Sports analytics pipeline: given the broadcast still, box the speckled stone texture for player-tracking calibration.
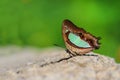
[0,47,120,80]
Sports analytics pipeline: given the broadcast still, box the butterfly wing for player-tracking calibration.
[62,19,100,54]
[68,33,91,48]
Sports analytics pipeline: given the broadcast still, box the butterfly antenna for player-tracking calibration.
[53,44,65,49]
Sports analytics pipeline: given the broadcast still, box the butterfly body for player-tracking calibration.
[62,19,100,55]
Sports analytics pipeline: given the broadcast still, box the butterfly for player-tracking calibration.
[62,19,101,56]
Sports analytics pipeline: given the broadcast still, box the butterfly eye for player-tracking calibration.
[65,30,69,33]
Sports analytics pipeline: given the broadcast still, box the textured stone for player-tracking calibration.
[0,47,120,80]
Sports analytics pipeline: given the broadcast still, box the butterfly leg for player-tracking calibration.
[82,54,98,56]
[73,52,85,56]
[74,52,98,56]
[65,49,76,57]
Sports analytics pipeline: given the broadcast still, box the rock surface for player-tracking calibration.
[0,47,120,80]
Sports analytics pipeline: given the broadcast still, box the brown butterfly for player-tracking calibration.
[62,19,101,56]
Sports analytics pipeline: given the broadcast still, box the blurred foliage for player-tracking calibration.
[0,0,120,62]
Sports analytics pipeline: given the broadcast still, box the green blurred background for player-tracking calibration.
[0,0,120,62]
